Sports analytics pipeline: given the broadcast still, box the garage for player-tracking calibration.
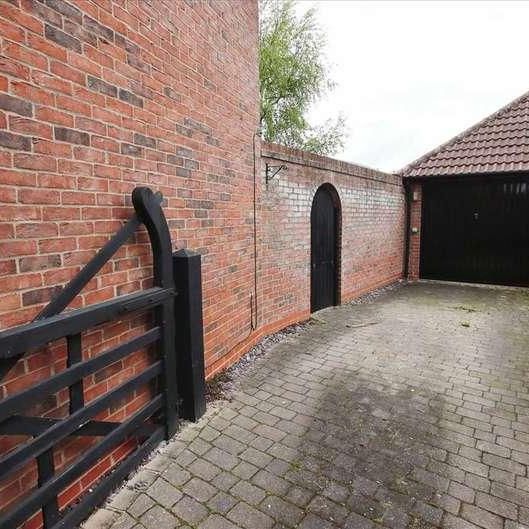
[420,176,529,286]
[402,90,529,287]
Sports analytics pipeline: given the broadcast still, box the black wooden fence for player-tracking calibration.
[0,187,205,529]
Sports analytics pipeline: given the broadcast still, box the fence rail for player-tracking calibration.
[0,187,205,529]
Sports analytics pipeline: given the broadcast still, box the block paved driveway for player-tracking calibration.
[86,282,529,529]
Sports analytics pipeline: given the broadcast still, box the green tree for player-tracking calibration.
[259,0,346,156]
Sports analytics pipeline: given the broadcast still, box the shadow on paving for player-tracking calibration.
[285,377,444,529]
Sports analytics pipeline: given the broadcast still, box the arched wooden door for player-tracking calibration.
[311,184,339,312]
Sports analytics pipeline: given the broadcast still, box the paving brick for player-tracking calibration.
[127,494,155,518]
[489,482,529,509]
[260,495,304,526]
[227,502,274,529]
[230,480,266,505]
[181,477,217,502]
[176,449,198,468]
[252,470,290,496]
[460,503,503,529]
[266,458,290,477]
[213,434,247,456]
[108,513,135,529]
[459,446,482,463]
[254,424,287,442]
[476,441,511,459]
[412,500,443,526]
[146,478,182,509]
[447,454,489,478]
[504,522,528,529]
[284,486,315,508]
[488,467,515,486]
[198,514,241,529]
[172,495,209,525]
[250,436,275,452]
[465,473,491,493]
[442,514,482,529]
[375,487,415,510]
[475,492,517,520]
[298,513,337,529]
[107,488,139,511]
[203,447,240,470]
[483,454,525,476]
[212,471,240,492]
[515,475,529,492]
[232,461,259,480]
[322,481,349,503]
[307,495,348,525]
[189,437,213,456]
[240,447,273,468]
[140,506,179,529]
[412,467,450,492]
[199,426,221,443]
[449,481,475,503]
[343,512,376,529]
[161,463,191,488]
[382,505,410,529]
[187,459,222,481]
[206,492,238,514]
[511,450,529,466]
[254,411,280,427]
[428,460,466,482]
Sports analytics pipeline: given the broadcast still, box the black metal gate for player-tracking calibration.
[0,187,204,529]
[311,185,339,312]
[420,176,529,286]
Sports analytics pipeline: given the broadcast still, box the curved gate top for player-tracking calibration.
[0,187,205,529]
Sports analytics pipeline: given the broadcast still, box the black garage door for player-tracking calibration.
[420,176,529,286]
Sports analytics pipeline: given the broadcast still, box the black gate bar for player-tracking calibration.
[0,187,182,529]
[35,192,163,321]
[0,287,172,359]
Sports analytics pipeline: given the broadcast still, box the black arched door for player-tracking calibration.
[311,185,339,312]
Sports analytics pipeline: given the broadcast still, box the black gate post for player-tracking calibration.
[173,249,206,421]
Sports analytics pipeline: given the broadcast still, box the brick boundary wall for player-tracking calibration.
[260,142,406,330]
[205,142,407,376]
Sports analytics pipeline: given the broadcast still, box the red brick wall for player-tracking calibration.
[407,182,422,280]
[0,0,258,525]
[260,142,406,329]
[0,0,259,366]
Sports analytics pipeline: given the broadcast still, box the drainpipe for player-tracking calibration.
[251,130,260,330]
[403,177,411,280]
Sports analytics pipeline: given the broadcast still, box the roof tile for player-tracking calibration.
[401,90,529,177]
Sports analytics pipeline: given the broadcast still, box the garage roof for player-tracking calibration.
[401,90,529,177]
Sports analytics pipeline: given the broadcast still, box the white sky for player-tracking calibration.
[302,0,529,172]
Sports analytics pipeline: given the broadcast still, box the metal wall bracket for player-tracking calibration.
[265,163,287,184]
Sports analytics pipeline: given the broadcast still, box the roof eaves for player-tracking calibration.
[399,89,529,177]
